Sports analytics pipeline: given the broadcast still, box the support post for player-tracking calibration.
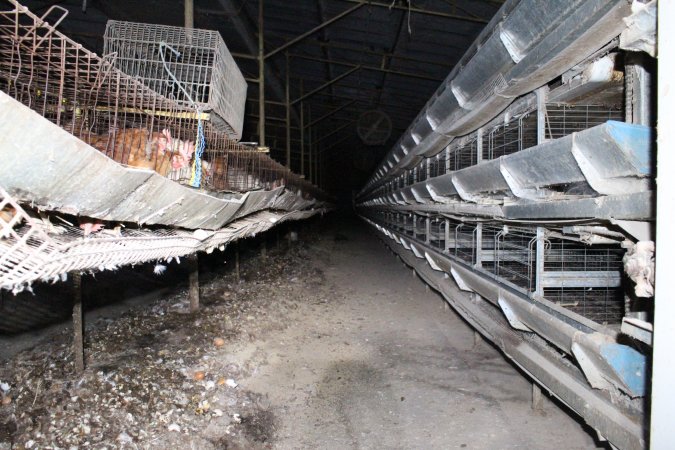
[184,0,194,28]
[188,254,199,313]
[475,223,483,268]
[535,227,545,296]
[258,0,265,147]
[285,51,291,167]
[291,66,360,105]
[536,86,548,144]
[72,273,84,373]
[300,81,305,177]
[261,239,267,259]
[476,127,484,163]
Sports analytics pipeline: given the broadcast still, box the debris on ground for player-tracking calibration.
[0,236,329,449]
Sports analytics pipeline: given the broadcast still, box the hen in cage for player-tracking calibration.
[83,127,195,175]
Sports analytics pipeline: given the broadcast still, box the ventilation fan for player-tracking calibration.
[357,110,392,146]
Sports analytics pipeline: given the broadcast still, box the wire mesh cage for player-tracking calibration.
[452,223,477,264]
[429,217,446,252]
[482,113,537,161]
[103,20,247,141]
[406,169,415,186]
[428,153,447,178]
[417,160,428,182]
[395,216,628,325]
[544,103,624,140]
[448,137,479,172]
[0,1,322,198]
[413,215,427,242]
[542,239,625,324]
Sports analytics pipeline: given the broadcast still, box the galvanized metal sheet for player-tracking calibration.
[0,92,320,231]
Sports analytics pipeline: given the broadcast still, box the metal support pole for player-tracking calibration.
[535,227,545,297]
[188,254,199,313]
[475,223,483,268]
[258,0,265,147]
[300,81,305,176]
[536,87,548,144]
[72,273,84,373]
[184,0,194,28]
[285,51,291,167]
[476,127,483,163]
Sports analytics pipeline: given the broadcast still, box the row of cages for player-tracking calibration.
[383,102,624,194]
[375,211,627,326]
[0,1,322,199]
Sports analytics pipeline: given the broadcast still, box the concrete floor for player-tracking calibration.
[0,215,606,449]
[230,216,604,449]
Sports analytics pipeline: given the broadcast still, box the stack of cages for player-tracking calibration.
[0,1,313,195]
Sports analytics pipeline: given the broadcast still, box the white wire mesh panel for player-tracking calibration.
[103,20,247,141]
[1,183,321,292]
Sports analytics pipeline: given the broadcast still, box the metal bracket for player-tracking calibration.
[449,267,472,292]
[499,160,554,200]
[498,297,533,332]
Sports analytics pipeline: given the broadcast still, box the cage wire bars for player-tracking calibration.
[0,0,330,291]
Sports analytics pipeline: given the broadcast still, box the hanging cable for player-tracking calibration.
[159,41,206,188]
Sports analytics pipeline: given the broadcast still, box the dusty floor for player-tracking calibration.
[0,215,604,449]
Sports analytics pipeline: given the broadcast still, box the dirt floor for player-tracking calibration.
[0,214,605,449]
